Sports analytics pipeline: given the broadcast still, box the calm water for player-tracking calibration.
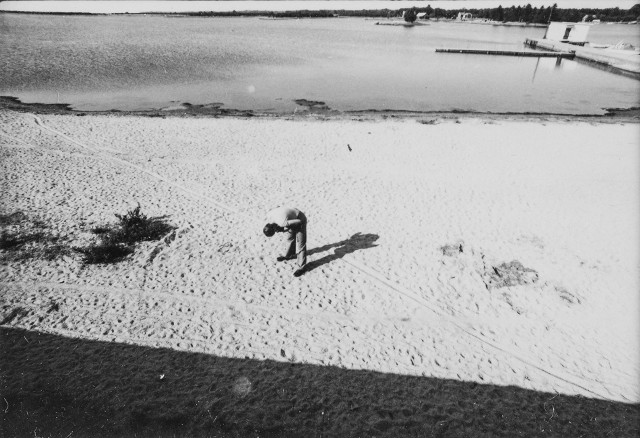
[1,14,639,114]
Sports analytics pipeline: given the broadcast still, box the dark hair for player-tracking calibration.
[263,223,276,237]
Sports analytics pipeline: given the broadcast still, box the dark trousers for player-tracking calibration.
[284,212,307,268]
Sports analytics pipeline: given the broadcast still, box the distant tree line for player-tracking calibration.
[466,3,640,23]
[185,4,640,23]
[8,3,638,23]
[187,9,401,18]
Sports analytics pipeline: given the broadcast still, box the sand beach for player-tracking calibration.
[1,103,639,436]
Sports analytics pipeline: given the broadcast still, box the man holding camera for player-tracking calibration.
[263,206,308,277]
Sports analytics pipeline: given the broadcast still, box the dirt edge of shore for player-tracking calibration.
[2,95,639,124]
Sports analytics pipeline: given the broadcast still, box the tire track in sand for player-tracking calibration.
[32,115,252,221]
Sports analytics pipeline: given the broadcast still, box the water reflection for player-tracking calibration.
[0,14,638,114]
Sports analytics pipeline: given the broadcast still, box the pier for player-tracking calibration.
[435,48,575,58]
[524,38,640,78]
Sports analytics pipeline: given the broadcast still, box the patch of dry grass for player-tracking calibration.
[0,213,71,262]
[75,204,174,264]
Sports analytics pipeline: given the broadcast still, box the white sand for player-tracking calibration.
[1,109,639,434]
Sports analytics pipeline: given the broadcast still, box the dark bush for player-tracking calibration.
[75,236,134,264]
[113,204,173,245]
[75,205,174,264]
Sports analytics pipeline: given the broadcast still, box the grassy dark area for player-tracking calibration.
[0,207,173,264]
[75,205,174,264]
[0,231,49,250]
[0,212,71,261]
[1,231,73,262]
[74,236,135,264]
[0,212,28,226]
[2,327,638,438]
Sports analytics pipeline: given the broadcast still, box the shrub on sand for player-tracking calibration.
[75,234,134,264]
[76,204,174,264]
[113,204,173,245]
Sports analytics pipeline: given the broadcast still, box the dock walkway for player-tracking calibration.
[525,38,640,76]
[436,48,574,58]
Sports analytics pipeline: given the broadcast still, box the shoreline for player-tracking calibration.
[2,96,640,124]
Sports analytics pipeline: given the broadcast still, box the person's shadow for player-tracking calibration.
[305,232,379,273]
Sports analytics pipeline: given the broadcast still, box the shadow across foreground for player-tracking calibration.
[306,233,379,273]
[1,328,638,437]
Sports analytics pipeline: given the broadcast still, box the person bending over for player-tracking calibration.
[263,206,307,277]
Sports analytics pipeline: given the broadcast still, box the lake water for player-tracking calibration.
[1,13,638,114]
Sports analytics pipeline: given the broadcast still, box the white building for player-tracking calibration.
[545,22,591,45]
